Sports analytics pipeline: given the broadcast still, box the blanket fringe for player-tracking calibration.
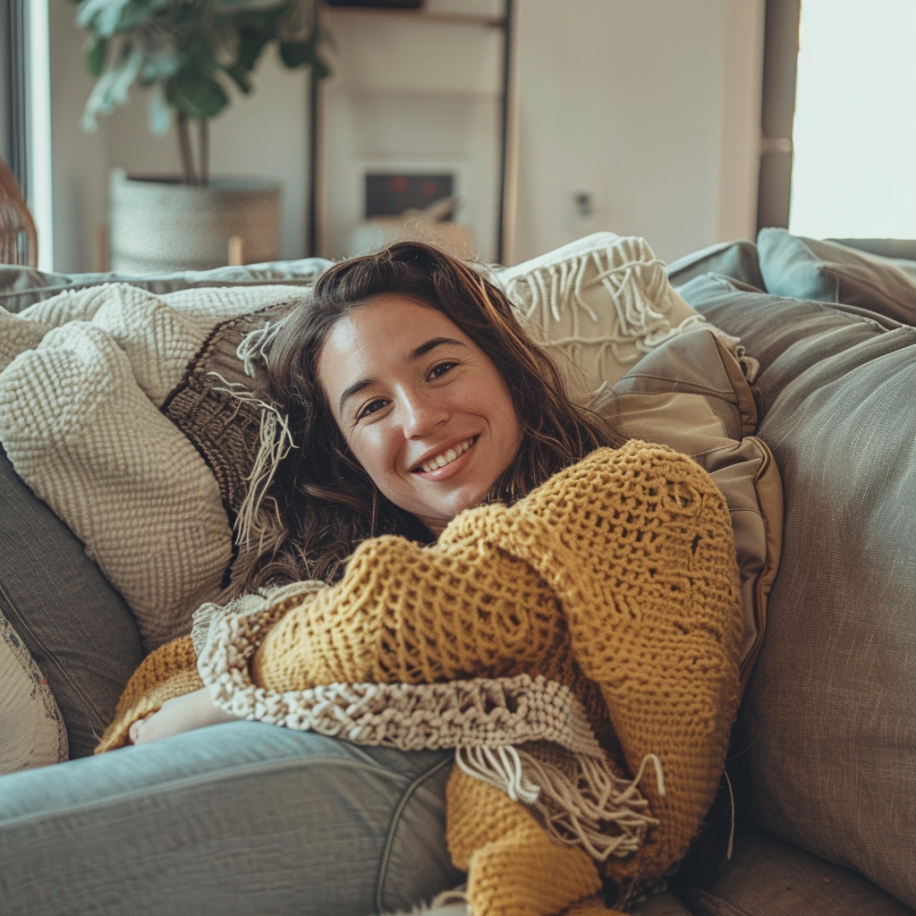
[236,320,282,378]
[456,743,663,862]
[207,373,295,552]
[235,406,294,550]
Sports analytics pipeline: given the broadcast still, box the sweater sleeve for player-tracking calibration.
[499,441,744,888]
[250,520,571,691]
[95,635,202,753]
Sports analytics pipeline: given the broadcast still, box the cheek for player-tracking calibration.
[346,426,397,483]
[493,384,522,449]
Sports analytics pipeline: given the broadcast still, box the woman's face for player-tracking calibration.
[317,294,523,535]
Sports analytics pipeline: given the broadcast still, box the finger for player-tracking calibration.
[128,718,146,746]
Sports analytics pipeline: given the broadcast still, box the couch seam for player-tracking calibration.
[681,887,756,916]
[375,754,455,914]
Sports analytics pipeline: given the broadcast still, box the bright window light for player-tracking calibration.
[789,0,916,239]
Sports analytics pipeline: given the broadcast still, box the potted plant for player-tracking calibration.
[74,0,329,271]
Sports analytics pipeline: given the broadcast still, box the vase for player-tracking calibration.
[108,170,282,274]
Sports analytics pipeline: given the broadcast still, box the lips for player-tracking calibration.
[413,437,476,474]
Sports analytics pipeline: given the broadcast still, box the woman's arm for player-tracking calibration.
[249,516,569,693]
[128,687,241,745]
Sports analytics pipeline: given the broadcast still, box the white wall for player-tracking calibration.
[47,0,763,272]
[513,0,763,264]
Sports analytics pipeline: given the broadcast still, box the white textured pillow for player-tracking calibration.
[494,232,753,403]
[0,612,67,773]
[0,283,311,650]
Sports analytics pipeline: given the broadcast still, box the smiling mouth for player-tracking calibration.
[415,437,476,474]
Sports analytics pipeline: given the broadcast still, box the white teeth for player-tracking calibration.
[419,438,473,473]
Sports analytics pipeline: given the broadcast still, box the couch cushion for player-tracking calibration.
[0,444,143,760]
[758,228,916,326]
[678,827,916,916]
[667,239,764,291]
[678,273,916,911]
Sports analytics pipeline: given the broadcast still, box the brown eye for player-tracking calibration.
[429,361,457,379]
[357,398,388,420]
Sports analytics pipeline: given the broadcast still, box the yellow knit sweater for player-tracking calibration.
[98,441,743,916]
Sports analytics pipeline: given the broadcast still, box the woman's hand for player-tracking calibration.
[128,687,241,745]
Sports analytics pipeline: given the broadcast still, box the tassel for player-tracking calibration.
[455,745,541,804]
[234,406,294,549]
[206,373,295,551]
[456,742,663,863]
[236,320,282,378]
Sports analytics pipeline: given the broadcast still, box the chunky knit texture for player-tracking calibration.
[98,441,743,916]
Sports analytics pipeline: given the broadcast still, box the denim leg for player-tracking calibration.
[0,721,464,916]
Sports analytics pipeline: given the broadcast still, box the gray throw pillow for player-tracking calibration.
[679,273,916,912]
[667,239,764,291]
[591,328,783,694]
[757,228,916,325]
[0,444,143,759]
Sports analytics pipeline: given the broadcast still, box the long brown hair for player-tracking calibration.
[246,241,624,588]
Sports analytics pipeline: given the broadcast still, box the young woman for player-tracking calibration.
[0,243,743,916]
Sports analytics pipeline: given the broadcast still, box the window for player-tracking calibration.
[789,0,916,239]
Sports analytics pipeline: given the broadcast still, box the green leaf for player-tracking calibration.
[76,0,159,37]
[310,54,329,82]
[139,49,182,84]
[84,34,109,77]
[76,0,132,37]
[233,28,271,72]
[180,31,222,78]
[108,42,145,105]
[278,39,312,69]
[222,63,252,94]
[165,71,230,120]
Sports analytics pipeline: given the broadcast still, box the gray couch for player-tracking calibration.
[0,231,913,915]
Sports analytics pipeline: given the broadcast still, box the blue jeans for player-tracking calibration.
[0,722,462,916]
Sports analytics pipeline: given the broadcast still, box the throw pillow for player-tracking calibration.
[666,239,764,291]
[757,227,916,326]
[680,272,916,912]
[0,610,67,773]
[493,232,754,404]
[0,283,313,651]
[0,444,143,761]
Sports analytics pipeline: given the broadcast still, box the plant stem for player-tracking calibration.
[198,119,209,188]
[177,114,198,186]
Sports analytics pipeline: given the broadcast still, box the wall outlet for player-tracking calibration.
[568,186,605,233]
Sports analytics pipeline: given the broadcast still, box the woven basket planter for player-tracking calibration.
[109,170,281,273]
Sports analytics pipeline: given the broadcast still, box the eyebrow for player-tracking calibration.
[337,337,468,415]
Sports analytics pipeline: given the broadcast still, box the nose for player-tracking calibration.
[400,389,449,439]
